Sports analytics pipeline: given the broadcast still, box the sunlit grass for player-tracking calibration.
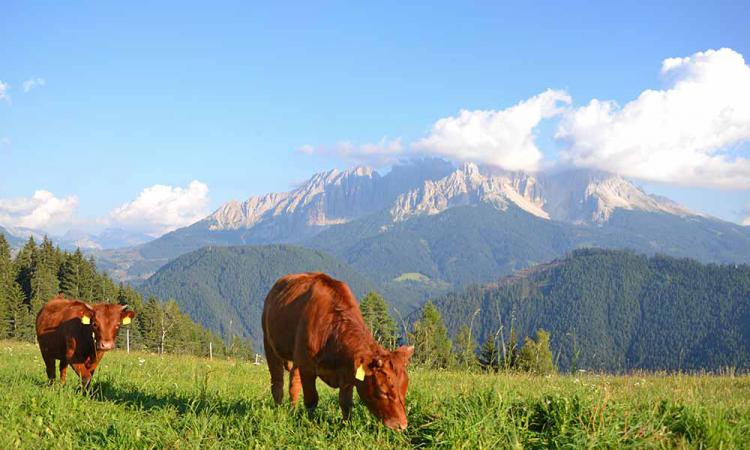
[1,340,749,449]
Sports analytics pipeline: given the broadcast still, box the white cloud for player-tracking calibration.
[0,81,9,103]
[743,206,750,226]
[22,77,45,93]
[557,48,750,189]
[413,89,571,171]
[0,190,79,232]
[299,137,405,167]
[102,181,210,237]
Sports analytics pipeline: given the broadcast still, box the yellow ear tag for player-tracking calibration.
[355,364,365,381]
[81,315,91,325]
[122,316,131,325]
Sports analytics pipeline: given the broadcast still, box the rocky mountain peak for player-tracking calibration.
[390,164,697,224]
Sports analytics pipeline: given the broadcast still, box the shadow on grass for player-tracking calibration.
[90,379,350,430]
[91,379,263,417]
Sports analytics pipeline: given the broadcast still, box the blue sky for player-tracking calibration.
[1,1,749,235]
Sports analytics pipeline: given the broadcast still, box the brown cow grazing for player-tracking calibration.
[262,272,414,431]
[36,296,136,388]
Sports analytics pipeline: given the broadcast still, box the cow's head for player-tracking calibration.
[354,345,414,431]
[87,304,136,351]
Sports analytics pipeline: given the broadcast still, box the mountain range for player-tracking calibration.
[90,159,750,286]
[0,225,152,251]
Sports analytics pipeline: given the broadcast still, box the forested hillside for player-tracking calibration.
[0,235,245,359]
[308,204,750,311]
[431,249,750,372]
[138,245,377,344]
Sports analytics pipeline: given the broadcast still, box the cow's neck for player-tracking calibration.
[330,314,381,364]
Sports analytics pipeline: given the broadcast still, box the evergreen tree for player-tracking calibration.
[0,235,12,337]
[479,334,499,372]
[454,324,478,370]
[409,301,453,368]
[5,281,26,339]
[59,255,81,299]
[139,296,162,352]
[517,329,556,375]
[30,236,60,314]
[360,291,397,349]
[14,236,36,301]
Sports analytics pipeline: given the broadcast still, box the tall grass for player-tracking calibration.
[1,340,748,449]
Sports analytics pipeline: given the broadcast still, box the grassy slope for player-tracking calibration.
[2,341,750,449]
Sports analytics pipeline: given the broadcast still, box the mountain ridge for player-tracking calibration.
[428,248,750,372]
[89,159,748,284]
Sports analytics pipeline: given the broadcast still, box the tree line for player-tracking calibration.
[431,248,750,372]
[0,235,254,359]
[360,292,556,374]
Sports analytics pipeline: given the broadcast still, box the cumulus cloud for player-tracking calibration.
[0,81,9,103]
[413,89,571,171]
[0,190,79,232]
[102,181,210,237]
[22,77,45,93]
[299,137,405,167]
[557,48,750,189]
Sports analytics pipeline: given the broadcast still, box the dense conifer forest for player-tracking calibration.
[0,234,251,359]
[431,248,750,372]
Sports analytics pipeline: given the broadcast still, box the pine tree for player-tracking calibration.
[30,236,60,314]
[59,255,81,299]
[0,235,12,337]
[479,335,499,372]
[410,301,453,368]
[360,291,397,349]
[139,296,162,353]
[14,236,36,301]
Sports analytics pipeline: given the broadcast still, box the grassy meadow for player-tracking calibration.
[1,340,749,449]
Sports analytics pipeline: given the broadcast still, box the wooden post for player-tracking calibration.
[209,341,213,360]
[126,328,130,353]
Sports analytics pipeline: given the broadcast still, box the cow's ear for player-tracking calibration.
[354,354,374,381]
[394,345,415,365]
[79,303,94,324]
[121,306,135,324]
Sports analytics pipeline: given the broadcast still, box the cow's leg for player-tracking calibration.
[300,371,319,418]
[43,356,56,385]
[288,365,302,406]
[339,384,354,420]
[59,360,68,385]
[264,340,285,405]
[72,363,92,391]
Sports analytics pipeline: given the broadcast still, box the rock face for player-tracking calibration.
[390,163,548,222]
[194,159,456,242]
[389,163,698,224]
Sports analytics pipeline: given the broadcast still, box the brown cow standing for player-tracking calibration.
[36,296,136,388]
[262,272,414,431]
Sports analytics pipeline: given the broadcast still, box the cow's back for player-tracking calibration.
[262,272,359,364]
[36,298,90,361]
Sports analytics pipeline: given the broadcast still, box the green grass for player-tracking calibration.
[393,273,432,283]
[1,340,749,449]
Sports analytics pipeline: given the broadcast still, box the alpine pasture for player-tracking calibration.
[1,340,748,449]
